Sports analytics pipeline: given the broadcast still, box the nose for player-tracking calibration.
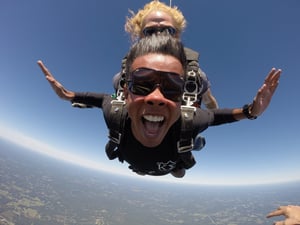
[144,87,166,106]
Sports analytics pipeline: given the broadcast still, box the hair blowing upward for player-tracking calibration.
[125,0,186,41]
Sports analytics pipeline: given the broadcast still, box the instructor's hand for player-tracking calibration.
[266,205,300,225]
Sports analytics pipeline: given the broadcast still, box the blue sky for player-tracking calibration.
[0,0,299,185]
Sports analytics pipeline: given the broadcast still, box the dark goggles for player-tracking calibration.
[142,26,177,37]
[127,68,184,102]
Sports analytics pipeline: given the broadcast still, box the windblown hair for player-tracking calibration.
[125,0,186,41]
[125,34,187,79]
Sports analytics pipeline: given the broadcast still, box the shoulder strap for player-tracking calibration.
[105,55,128,161]
[177,105,196,153]
[178,48,206,153]
[182,47,200,107]
[184,47,199,61]
[114,56,127,101]
[105,99,126,162]
[184,47,200,72]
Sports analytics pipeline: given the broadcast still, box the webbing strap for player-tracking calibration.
[105,99,126,161]
[177,48,201,153]
[177,105,196,153]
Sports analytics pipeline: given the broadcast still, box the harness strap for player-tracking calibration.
[177,105,196,153]
[107,48,204,162]
[177,48,205,153]
[105,99,126,162]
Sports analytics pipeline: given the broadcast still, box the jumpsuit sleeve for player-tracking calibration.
[193,108,238,134]
[72,92,110,108]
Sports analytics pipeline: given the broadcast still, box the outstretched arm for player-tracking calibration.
[233,68,281,120]
[37,60,75,101]
[266,205,300,225]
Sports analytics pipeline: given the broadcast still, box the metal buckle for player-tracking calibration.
[108,130,122,145]
[110,99,125,111]
[182,70,200,106]
[177,139,194,153]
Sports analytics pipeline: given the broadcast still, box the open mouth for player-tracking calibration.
[143,115,164,123]
[142,115,165,134]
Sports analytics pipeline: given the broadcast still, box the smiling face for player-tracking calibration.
[125,53,184,147]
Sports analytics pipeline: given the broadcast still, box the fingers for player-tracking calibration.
[37,60,75,100]
[265,68,281,93]
[274,219,300,225]
[266,208,285,225]
[37,60,48,75]
[267,206,300,225]
[252,67,281,114]
[267,208,285,218]
[265,68,281,82]
[37,60,55,82]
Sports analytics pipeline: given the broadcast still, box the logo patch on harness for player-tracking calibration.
[157,160,177,172]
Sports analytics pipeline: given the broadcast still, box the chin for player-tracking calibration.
[140,139,163,148]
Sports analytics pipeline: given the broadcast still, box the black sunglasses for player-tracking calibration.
[127,68,184,102]
[142,26,177,37]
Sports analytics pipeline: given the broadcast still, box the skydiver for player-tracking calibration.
[38,34,281,178]
[114,0,219,110]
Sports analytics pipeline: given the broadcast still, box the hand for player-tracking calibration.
[250,68,281,117]
[37,60,75,101]
[266,205,300,225]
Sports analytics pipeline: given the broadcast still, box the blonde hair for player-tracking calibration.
[125,0,186,41]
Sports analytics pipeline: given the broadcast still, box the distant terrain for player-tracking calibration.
[1,138,299,225]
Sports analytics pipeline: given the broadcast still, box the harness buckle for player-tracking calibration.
[182,92,197,106]
[177,138,194,153]
[182,70,200,106]
[115,85,125,101]
[108,130,122,144]
[109,99,126,144]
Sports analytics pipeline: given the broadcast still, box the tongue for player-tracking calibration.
[144,121,160,134]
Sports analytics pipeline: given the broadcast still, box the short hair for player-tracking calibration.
[125,0,186,41]
[125,34,187,79]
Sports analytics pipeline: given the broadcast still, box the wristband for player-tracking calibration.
[243,104,257,120]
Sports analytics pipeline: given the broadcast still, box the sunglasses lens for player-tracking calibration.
[128,69,155,95]
[143,27,156,36]
[130,85,152,96]
[166,27,176,35]
[128,68,183,102]
[143,26,177,37]
[162,75,184,101]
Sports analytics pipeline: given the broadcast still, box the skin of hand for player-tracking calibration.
[266,205,300,225]
[251,67,281,116]
[37,60,75,101]
[232,67,281,120]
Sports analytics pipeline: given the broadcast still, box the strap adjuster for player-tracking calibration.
[177,138,194,153]
[108,130,122,144]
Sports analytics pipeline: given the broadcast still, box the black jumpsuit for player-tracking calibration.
[72,92,237,176]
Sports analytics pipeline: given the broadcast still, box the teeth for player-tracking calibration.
[143,115,164,122]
